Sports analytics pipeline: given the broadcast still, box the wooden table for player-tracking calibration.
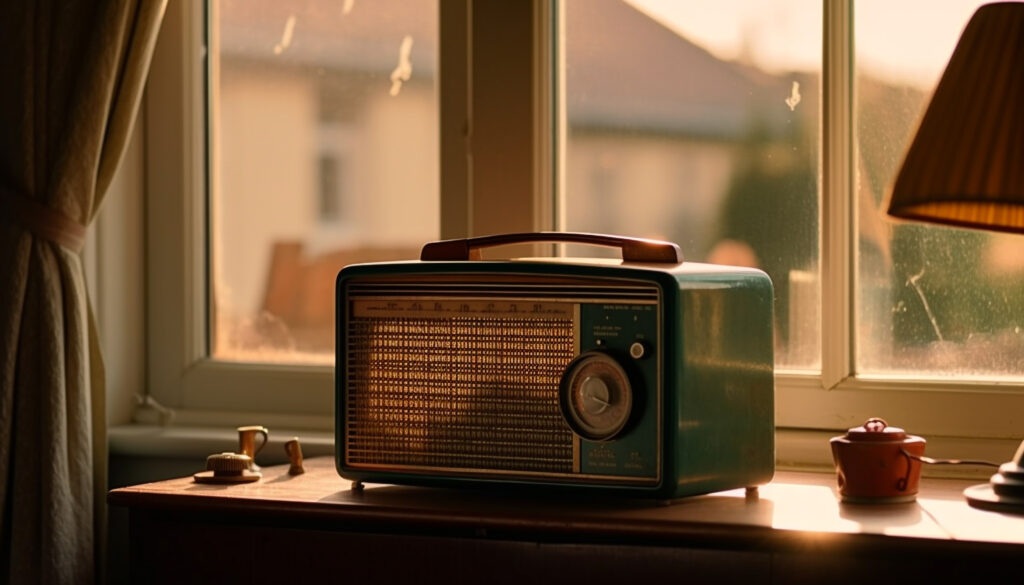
[109,456,1024,584]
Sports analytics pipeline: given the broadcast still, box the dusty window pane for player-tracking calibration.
[210,0,438,364]
[855,0,1024,377]
[563,0,822,370]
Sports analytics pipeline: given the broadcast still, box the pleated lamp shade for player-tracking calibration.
[887,2,1024,233]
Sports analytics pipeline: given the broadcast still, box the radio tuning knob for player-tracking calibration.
[559,351,634,441]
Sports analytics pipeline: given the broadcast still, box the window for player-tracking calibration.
[140,1,1024,459]
[855,0,1024,378]
[210,0,438,363]
[564,0,821,370]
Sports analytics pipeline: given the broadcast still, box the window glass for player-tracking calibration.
[854,0,1024,377]
[210,0,438,364]
[563,0,822,369]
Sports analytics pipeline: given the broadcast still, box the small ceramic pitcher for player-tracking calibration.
[237,425,269,470]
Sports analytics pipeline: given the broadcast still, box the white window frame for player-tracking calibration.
[133,0,1024,462]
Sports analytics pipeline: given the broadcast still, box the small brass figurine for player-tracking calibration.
[285,437,305,475]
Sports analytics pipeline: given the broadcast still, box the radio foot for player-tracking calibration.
[351,480,365,492]
[745,486,760,501]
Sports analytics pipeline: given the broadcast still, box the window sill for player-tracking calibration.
[107,423,1013,482]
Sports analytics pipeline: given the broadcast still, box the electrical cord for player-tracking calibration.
[901,449,1000,468]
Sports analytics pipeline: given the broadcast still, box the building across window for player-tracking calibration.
[210,0,438,362]
[564,0,822,370]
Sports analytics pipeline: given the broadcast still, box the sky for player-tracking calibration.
[625,0,986,90]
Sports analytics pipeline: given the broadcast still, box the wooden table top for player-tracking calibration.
[109,456,1024,551]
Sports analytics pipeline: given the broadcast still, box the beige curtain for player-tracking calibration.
[0,1,166,582]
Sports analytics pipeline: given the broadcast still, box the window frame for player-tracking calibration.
[145,1,338,427]
[137,0,1024,457]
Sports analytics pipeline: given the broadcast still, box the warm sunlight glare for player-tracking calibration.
[627,0,983,88]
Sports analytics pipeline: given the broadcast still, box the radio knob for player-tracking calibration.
[629,341,647,360]
[580,376,611,414]
[559,351,634,441]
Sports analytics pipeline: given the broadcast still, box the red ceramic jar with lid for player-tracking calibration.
[830,417,926,503]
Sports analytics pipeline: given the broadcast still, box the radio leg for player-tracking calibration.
[745,486,760,502]
[351,480,365,492]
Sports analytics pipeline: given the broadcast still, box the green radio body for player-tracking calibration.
[336,241,774,500]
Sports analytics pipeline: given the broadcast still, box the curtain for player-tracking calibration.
[0,1,166,583]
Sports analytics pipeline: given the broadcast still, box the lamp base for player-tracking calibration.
[964,483,1024,514]
[964,440,1024,515]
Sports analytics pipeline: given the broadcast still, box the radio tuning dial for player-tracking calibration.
[580,376,611,414]
[560,351,634,441]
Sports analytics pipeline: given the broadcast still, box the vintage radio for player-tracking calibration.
[335,233,774,499]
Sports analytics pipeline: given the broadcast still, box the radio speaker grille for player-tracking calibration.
[346,316,576,474]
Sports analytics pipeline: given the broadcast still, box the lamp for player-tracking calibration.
[888,2,1024,232]
[887,2,1024,513]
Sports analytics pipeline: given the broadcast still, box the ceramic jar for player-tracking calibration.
[830,417,926,503]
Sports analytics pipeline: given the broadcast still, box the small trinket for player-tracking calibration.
[193,452,262,484]
[237,425,269,470]
[285,437,305,475]
[830,417,926,503]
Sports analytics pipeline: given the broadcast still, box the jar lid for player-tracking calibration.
[844,417,907,442]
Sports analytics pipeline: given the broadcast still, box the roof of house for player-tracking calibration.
[565,0,808,137]
[218,0,813,138]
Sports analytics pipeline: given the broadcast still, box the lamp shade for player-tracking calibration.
[887,2,1024,233]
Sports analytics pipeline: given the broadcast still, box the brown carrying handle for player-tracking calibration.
[420,232,682,264]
